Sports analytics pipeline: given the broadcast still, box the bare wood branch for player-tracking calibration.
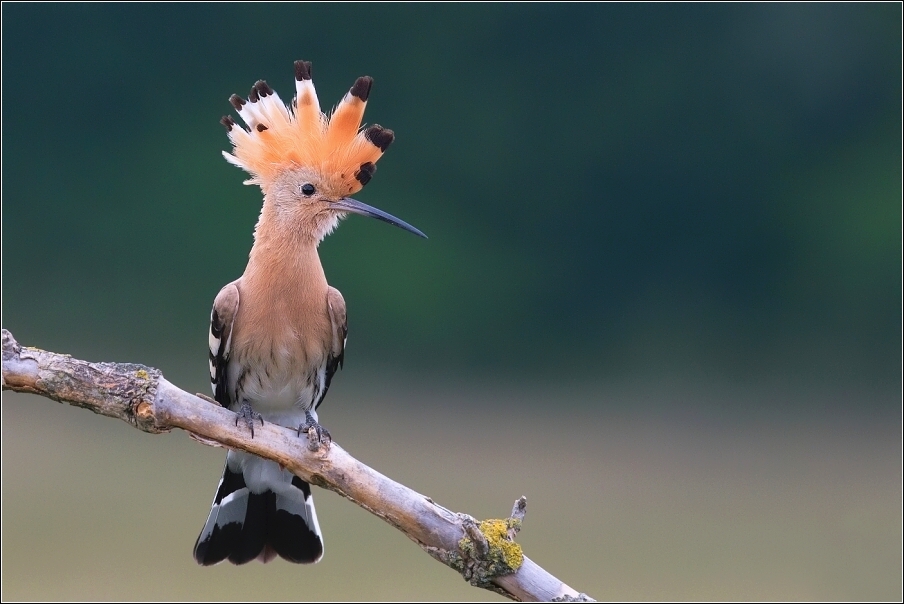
[1,329,594,602]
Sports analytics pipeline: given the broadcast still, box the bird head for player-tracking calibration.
[221,60,425,243]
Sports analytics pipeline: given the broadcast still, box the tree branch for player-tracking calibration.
[1,329,594,602]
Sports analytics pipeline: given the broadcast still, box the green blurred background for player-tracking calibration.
[2,3,900,601]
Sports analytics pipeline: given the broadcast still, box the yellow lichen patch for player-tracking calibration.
[456,517,525,586]
[479,519,524,571]
[136,369,149,380]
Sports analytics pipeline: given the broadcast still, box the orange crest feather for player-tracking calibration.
[221,60,394,196]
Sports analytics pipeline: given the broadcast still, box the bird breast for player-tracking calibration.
[227,340,328,423]
[226,291,332,422]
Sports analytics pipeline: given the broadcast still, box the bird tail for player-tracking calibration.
[193,458,323,565]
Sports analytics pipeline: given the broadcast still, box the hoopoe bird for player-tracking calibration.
[193,60,425,566]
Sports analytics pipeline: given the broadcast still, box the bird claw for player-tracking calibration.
[297,411,331,452]
[235,402,264,438]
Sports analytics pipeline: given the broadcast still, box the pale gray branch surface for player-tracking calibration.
[1,329,593,602]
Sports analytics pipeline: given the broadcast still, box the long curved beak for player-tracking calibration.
[332,197,427,239]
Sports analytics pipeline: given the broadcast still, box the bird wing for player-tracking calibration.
[209,282,241,407]
[316,286,347,410]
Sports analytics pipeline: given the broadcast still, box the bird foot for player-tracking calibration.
[298,411,331,452]
[235,402,264,438]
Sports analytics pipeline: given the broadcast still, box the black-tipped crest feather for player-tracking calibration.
[254,80,273,97]
[349,76,373,101]
[364,125,394,151]
[294,60,313,81]
[354,161,377,186]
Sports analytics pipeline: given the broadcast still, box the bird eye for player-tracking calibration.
[301,183,316,196]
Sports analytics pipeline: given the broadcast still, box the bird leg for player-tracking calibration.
[298,410,331,452]
[235,401,264,438]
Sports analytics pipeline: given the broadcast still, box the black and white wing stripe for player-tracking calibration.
[316,286,348,410]
[208,282,240,407]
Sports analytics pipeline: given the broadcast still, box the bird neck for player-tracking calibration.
[243,200,328,298]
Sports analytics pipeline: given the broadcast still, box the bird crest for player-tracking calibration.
[220,60,394,196]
